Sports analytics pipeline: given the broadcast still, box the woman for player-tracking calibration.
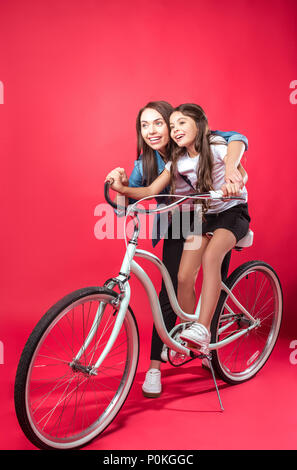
[106,100,248,398]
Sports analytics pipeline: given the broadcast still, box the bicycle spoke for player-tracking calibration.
[214,264,282,382]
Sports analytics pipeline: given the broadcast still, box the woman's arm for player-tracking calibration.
[221,162,247,196]
[212,130,248,151]
[224,141,246,188]
[215,141,248,196]
[238,162,248,185]
[106,168,171,200]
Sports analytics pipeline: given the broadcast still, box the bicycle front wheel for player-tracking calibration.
[211,261,283,384]
[14,286,139,450]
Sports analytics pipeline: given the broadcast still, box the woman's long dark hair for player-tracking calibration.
[136,101,173,185]
[170,103,223,213]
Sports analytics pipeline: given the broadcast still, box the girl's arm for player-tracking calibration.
[105,168,171,200]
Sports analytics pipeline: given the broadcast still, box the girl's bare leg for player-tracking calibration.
[177,235,209,314]
[198,229,236,331]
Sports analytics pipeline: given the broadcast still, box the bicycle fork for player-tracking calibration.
[69,242,137,375]
[68,280,130,376]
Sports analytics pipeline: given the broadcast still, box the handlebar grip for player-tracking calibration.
[209,190,224,199]
[104,181,127,212]
[104,181,151,215]
[209,189,245,200]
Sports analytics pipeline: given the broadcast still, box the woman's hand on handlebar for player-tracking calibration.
[105,167,128,185]
[105,167,128,193]
[221,182,242,197]
[114,167,129,185]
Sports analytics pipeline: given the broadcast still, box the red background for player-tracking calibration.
[0,0,297,450]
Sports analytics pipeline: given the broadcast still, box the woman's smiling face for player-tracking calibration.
[140,107,170,155]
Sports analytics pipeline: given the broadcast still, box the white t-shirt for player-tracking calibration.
[165,136,248,214]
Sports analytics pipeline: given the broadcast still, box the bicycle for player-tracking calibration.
[14,183,283,450]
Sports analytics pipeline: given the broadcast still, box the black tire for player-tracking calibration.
[14,286,139,449]
[210,261,283,384]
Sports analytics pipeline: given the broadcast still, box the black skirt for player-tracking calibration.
[189,203,251,243]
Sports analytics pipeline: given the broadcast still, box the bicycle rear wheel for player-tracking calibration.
[14,286,139,449]
[211,261,282,384]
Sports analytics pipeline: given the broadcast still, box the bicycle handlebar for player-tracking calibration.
[104,181,246,216]
[104,180,122,210]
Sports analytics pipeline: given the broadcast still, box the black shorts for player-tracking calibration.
[189,203,251,243]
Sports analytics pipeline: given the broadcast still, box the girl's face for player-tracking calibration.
[170,111,198,153]
[140,108,170,155]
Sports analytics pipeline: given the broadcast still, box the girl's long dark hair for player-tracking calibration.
[136,101,173,185]
[170,103,224,213]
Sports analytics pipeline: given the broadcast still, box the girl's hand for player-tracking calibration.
[221,182,242,197]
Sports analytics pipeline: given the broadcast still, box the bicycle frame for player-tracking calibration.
[73,239,259,374]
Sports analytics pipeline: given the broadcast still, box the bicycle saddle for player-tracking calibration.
[205,229,254,249]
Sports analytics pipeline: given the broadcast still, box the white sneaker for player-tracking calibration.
[142,368,162,398]
[180,323,210,352]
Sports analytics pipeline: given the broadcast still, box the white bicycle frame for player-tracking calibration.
[74,191,258,375]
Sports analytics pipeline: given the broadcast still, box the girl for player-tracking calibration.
[106,101,249,397]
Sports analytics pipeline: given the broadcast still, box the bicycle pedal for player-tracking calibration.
[185,341,202,351]
[187,343,210,359]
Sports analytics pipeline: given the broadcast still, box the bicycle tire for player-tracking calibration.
[14,286,139,450]
[210,261,283,384]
